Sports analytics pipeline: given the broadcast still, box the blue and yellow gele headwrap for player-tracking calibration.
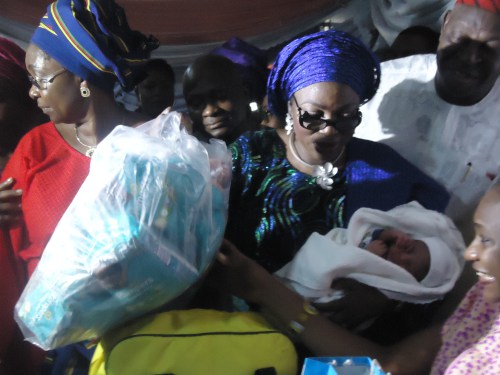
[31,0,159,90]
[267,30,380,120]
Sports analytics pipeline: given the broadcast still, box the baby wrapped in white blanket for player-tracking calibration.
[275,202,465,304]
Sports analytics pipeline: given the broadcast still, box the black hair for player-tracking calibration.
[183,54,244,97]
[143,58,175,83]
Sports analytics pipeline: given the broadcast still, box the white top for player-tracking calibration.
[355,54,500,227]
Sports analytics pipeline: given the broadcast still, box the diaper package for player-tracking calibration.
[15,112,231,350]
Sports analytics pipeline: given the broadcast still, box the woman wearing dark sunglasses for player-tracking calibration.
[223,30,449,340]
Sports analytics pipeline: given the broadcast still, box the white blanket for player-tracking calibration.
[275,202,465,304]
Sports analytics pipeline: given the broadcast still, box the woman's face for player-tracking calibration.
[290,82,360,165]
[465,186,500,303]
[25,44,87,124]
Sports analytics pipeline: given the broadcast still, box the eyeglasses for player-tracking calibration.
[293,96,362,132]
[28,68,68,90]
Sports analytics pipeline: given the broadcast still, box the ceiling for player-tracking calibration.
[0,0,345,109]
[0,0,344,64]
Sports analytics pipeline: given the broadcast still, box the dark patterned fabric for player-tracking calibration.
[226,130,449,272]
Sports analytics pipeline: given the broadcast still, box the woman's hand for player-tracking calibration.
[314,278,396,329]
[214,239,273,304]
[0,177,22,227]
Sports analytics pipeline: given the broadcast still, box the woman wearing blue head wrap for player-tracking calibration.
[0,0,157,373]
[267,30,380,120]
[224,30,449,335]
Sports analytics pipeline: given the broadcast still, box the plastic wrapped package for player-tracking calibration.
[14,112,231,350]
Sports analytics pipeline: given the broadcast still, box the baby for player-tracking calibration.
[275,202,466,305]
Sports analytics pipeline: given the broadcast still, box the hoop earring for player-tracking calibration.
[80,86,91,98]
[285,113,294,136]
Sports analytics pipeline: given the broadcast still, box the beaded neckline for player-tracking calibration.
[288,132,345,190]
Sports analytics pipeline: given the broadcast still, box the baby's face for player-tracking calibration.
[386,240,430,281]
[366,228,431,280]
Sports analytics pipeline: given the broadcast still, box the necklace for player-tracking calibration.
[74,125,96,158]
[288,132,345,190]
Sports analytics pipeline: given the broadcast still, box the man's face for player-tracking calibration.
[185,85,245,141]
[435,5,500,105]
[184,62,249,144]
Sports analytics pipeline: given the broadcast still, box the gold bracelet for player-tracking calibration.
[288,300,319,335]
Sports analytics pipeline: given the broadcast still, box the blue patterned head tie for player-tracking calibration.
[267,30,381,119]
[31,0,159,91]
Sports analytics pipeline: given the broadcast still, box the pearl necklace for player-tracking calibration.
[288,132,345,190]
[74,125,96,158]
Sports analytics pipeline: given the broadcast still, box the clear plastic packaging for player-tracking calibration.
[15,112,231,350]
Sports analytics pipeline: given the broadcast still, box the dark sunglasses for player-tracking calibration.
[293,96,362,132]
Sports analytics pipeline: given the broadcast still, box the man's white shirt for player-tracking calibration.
[355,54,500,230]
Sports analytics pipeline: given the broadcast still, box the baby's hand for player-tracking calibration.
[380,228,412,248]
[392,230,411,248]
[366,239,388,257]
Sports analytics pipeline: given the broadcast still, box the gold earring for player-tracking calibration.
[80,86,91,98]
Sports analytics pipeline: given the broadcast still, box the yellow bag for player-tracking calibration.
[89,309,297,375]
